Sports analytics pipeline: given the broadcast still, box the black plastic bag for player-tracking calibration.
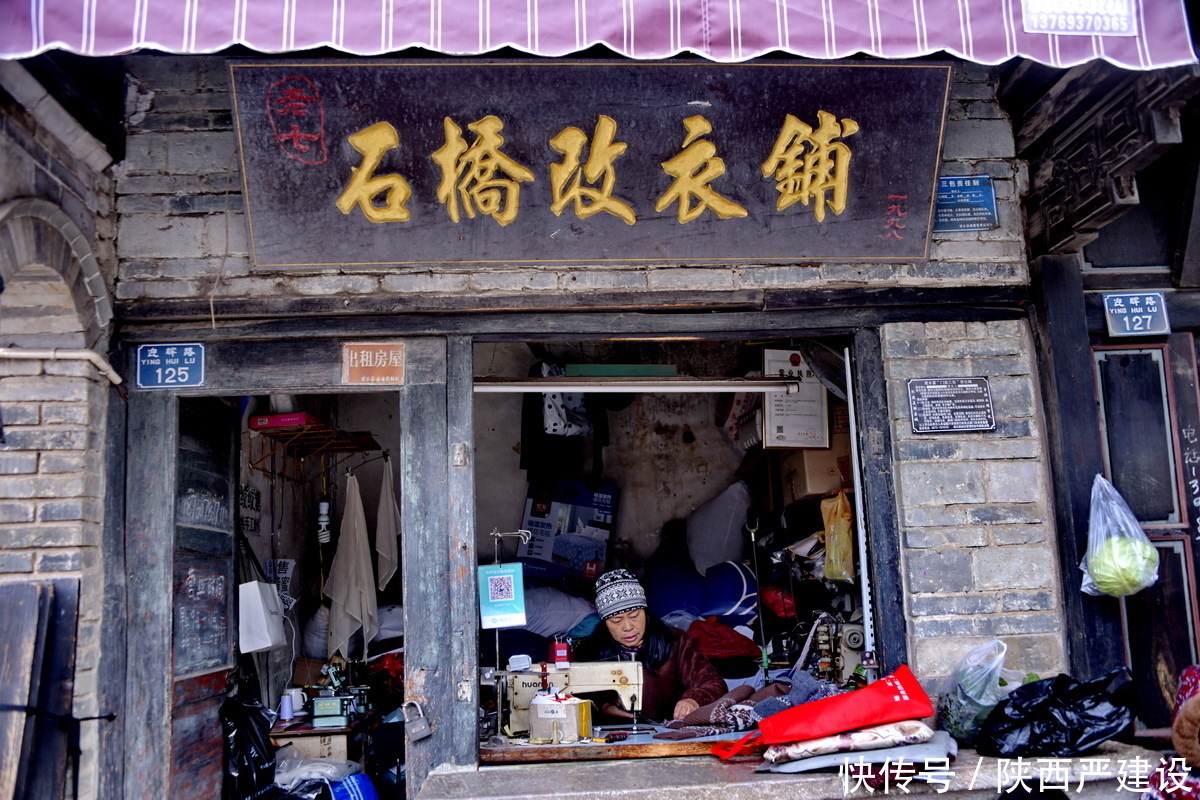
[221,695,282,800]
[975,669,1132,758]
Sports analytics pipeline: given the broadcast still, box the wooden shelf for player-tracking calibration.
[248,421,380,480]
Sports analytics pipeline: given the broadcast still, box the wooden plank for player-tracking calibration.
[1029,254,1124,679]
[169,695,224,800]
[1168,334,1200,545]
[1175,127,1200,288]
[1011,62,1129,157]
[116,302,1028,351]
[98,370,128,800]
[0,583,43,800]
[115,284,1029,329]
[446,335,479,769]
[480,736,734,763]
[14,583,53,798]
[124,391,177,800]
[850,329,906,673]
[20,580,79,800]
[399,343,452,800]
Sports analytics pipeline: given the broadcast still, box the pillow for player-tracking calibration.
[687,481,750,575]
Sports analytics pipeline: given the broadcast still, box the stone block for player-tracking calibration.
[0,376,90,403]
[472,271,558,292]
[293,275,380,295]
[381,272,471,293]
[986,462,1045,504]
[959,439,1039,460]
[166,131,238,174]
[972,546,1055,590]
[1001,591,1055,611]
[37,550,81,571]
[967,504,1044,525]
[0,427,88,450]
[908,548,973,593]
[646,268,735,290]
[897,440,960,461]
[975,612,1060,636]
[888,358,975,380]
[0,502,35,523]
[912,616,977,637]
[931,238,1022,262]
[942,118,1015,160]
[909,593,998,616]
[0,404,39,425]
[0,551,34,573]
[736,265,820,287]
[562,269,649,291]
[1002,633,1066,676]
[906,526,990,549]
[115,279,203,300]
[0,523,85,548]
[0,474,87,499]
[898,462,986,506]
[991,525,1048,545]
[117,215,206,259]
[0,452,37,474]
[40,403,89,425]
[901,506,969,527]
[988,376,1035,417]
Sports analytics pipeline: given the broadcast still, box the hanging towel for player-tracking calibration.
[376,459,400,591]
[324,474,378,658]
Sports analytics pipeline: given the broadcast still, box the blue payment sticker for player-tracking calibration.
[136,343,206,389]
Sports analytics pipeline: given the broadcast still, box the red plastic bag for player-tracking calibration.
[711,665,932,759]
[687,617,761,660]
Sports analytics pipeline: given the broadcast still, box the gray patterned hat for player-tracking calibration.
[594,569,648,621]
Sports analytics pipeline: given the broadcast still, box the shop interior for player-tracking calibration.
[224,335,874,792]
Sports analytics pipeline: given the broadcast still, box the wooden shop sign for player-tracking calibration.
[230,60,951,270]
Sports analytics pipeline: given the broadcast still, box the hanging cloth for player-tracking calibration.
[376,458,400,591]
[324,474,378,658]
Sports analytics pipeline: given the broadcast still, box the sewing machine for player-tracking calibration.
[495,661,643,734]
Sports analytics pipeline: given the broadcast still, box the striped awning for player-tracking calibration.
[1,0,1196,69]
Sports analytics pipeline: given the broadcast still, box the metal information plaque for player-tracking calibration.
[136,343,206,389]
[1102,291,1170,337]
[932,175,998,232]
[907,377,996,434]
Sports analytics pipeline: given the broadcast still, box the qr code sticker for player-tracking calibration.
[488,574,515,602]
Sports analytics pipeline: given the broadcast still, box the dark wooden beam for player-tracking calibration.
[399,339,452,798]
[113,284,1031,327]
[123,391,176,799]
[446,336,479,770]
[1029,253,1123,679]
[851,328,906,674]
[98,364,128,800]
[1176,109,1200,288]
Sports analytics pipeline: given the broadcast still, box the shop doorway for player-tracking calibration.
[128,391,407,798]
[470,337,885,758]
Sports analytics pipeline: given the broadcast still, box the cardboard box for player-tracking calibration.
[517,479,617,579]
[781,432,853,504]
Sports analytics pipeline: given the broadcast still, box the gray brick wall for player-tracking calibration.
[882,319,1067,685]
[1,63,116,800]
[114,58,1027,302]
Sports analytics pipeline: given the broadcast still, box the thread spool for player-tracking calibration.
[279,693,295,721]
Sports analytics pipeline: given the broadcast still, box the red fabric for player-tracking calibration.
[687,617,761,660]
[760,586,796,618]
[711,665,932,760]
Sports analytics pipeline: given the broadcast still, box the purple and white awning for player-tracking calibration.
[1,0,1196,68]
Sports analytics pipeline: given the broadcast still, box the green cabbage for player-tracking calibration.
[1088,537,1159,597]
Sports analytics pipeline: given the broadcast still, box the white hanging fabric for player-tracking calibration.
[324,474,378,658]
[376,458,400,591]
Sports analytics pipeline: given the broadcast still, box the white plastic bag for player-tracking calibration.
[936,640,1021,746]
[1080,474,1159,598]
[238,580,286,653]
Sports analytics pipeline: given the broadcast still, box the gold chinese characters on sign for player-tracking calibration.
[342,343,406,385]
[335,112,857,227]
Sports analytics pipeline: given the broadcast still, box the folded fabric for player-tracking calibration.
[760,730,956,775]
[712,665,933,760]
[654,685,756,739]
[753,671,846,721]
[763,719,935,764]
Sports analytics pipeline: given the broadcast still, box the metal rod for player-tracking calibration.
[473,378,801,394]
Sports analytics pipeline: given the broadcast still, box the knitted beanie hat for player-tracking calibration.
[594,569,648,621]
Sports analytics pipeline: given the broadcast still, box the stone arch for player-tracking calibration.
[0,197,112,349]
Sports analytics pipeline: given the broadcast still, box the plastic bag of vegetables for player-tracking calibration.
[936,640,1023,746]
[1080,474,1159,598]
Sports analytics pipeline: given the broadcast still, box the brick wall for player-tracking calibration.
[883,319,1067,684]
[0,61,117,800]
